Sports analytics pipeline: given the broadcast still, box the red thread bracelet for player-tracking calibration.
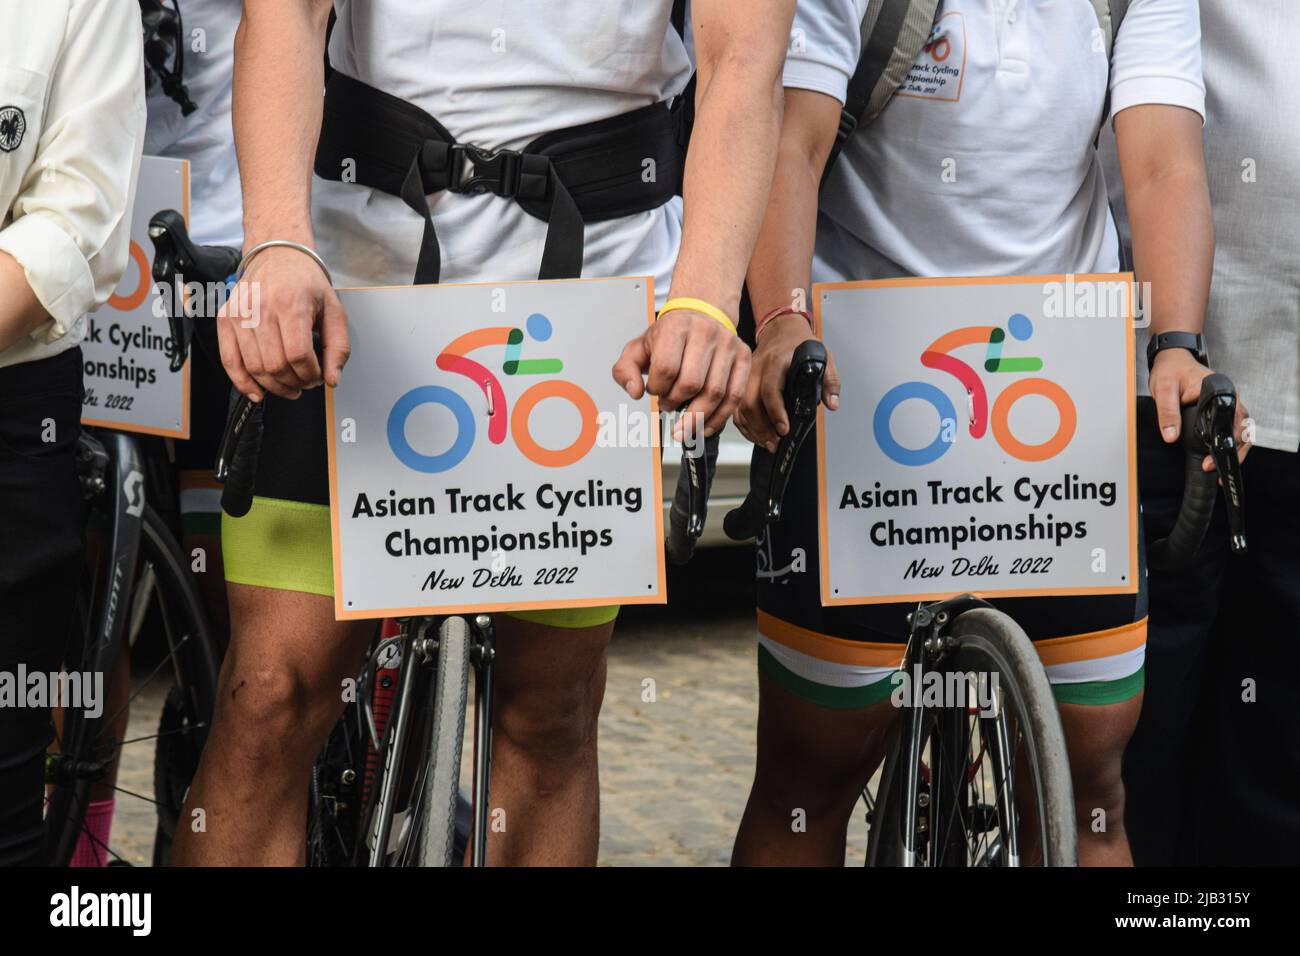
[756,306,813,340]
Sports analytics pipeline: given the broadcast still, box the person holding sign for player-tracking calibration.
[729,0,1245,867]
[0,0,145,866]
[177,0,793,866]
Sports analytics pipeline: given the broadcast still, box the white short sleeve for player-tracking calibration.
[1109,0,1205,123]
[783,0,873,105]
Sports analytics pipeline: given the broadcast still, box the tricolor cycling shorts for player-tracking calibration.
[219,385,618,629]
[755,421,1147,709]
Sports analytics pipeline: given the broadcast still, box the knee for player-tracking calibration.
[752,735,870,821]
[216,663,333,760]
[496,685,600,775]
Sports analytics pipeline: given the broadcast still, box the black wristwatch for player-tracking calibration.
[1146,331,1209,373]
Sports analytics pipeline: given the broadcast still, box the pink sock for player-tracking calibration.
[70,798,115,867]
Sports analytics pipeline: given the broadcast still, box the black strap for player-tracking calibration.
[1098,0,1131,140]
[314,73,680,284]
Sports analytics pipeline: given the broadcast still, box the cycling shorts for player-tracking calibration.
[220,386,618,629]
[756,416,1147,710]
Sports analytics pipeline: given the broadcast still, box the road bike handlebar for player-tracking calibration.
[147,209,259,516]
[1149,372,1247,570]
[718,338,1247,575]
[150,210,733,534]
[148,209,241,374]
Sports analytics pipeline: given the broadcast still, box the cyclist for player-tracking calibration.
[730,0,1246,866]
[172,0,792,866]
[0,0,145,866]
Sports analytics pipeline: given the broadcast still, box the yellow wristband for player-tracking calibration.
[657,296,738,336]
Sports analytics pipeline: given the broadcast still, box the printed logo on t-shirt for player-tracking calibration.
[896,12,966,103]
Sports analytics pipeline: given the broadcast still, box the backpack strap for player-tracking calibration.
[828,0,942,171]
[1091,0,1130,133]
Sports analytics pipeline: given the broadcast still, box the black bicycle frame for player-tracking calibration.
[46,431,147,863]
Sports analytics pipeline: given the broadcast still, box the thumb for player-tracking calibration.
[612,335,650,399]
[320,294,351,387]
[1153,377,1182,443]
[823,350,842,411]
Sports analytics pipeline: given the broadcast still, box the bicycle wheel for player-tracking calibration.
[866,608,1076,867]
[47,504,219,866]
[408,616,471,866]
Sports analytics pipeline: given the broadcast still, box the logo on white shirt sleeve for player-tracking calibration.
[0,105,25,151]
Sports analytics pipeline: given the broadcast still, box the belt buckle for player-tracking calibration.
[449,143,520,197]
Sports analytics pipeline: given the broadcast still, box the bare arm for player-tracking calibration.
[1115,103,1244,462]
[614,0,796,437]
[735,87,842,451]
[220,0,344,401]
[0,254,51,353]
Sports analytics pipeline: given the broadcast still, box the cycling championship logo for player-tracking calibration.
[873,312,1077,466]
[387,312,598,473]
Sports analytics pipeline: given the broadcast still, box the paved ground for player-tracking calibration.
[108,549,868,866]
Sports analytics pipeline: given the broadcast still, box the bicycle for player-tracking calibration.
[721,339,1246,866]
[42,210,235,865]
[152,210,716,865]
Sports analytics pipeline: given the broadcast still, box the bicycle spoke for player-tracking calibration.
[93,631,194,740]
[116,721,208,748]
[109,782,162,808]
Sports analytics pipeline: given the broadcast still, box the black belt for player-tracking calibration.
[313,72,684,284]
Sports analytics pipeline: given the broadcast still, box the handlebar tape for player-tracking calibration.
[665,431,720,566]
[1149,373,1238,570]
[216,390,265,519]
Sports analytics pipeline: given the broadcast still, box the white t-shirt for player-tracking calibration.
[315,0,692,300]
[784,0,1205,283]
[144,0,244,250]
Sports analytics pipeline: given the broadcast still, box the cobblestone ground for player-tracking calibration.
[109,550,869,866]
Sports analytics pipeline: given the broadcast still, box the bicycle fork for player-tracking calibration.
[469,615,497,867]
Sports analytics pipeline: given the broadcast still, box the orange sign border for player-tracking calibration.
[324,275,667,622]
[82,158,192,439]
[814,272,1139,607]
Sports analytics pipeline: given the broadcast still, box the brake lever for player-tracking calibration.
[1197,380,1247,554]
[723,339,827,541]
[148,214,190,374]
[765,340,827,523]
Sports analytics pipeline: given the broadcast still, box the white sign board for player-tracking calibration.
[327,277,666,620]
[81,155,190,437]
[816,274,1138,605]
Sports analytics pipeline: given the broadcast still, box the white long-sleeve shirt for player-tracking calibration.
[0,0,146,370]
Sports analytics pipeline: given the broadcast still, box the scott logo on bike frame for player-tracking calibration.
[873,313,1077,467]
[387,312,599,474]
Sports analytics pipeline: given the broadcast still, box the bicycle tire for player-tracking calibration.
[141,504,220,864]
[867,608,1076,867]
[412,616,471,866]
[47,504,218,866]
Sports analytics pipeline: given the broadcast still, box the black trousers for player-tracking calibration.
[0,348,84,867]
[1126,397,1300,864]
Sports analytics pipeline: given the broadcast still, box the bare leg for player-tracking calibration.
[169,583,371,866]
[1059,693,1143,866]
[480,615,612,866]
[733,670,893,866]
